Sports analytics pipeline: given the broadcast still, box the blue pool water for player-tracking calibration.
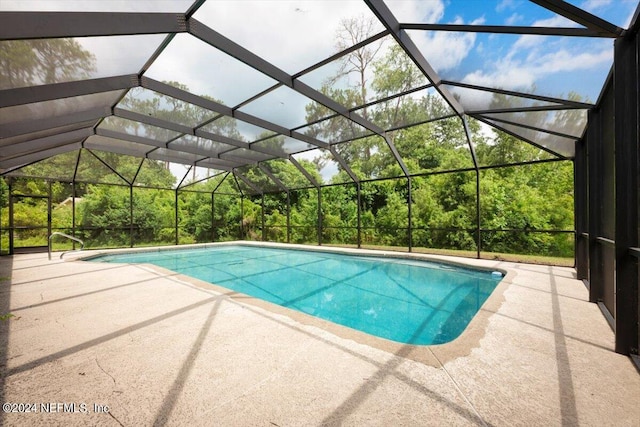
[90,245,502,345]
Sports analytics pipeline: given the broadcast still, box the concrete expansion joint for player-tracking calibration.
[95,357,117,386]
[429,348,488,427]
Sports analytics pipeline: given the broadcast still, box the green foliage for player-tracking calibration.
[0,178,8,208]
[0,23,575,261]
[0,313,15,321]
[1,39,95,89]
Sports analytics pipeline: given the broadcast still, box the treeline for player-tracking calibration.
[0,119,573,259]
[0,22,574,258]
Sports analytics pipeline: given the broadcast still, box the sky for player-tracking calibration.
[2,0,639,182]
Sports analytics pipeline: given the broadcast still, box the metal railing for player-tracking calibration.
[48,232,84,260]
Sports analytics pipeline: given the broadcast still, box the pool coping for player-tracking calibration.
[68,241,515,366]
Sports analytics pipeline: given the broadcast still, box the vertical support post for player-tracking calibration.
[574,141,589,279]
[407,176,412,252]
[261,194,266,242]
[47,181,52,245]
[211,192,215,242]
[614,31,639,356]
[357,182,362,249]
[129,185,134,248]
[317,187,322,246]
[240,196,245,240]
[71,181,76,250]
[0,180,2,255]
[476,170,481,259]
[72,149,81,249]
[587,108,604,304]
[8,180,13,255]
[174,189,179,245]
[286,191,291,243]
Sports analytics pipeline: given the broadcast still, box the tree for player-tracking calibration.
[0,39,96,89]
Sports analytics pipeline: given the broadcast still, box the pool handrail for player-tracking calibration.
[48,232,84,260]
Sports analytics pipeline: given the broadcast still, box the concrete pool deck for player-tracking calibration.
[0,244,638,426]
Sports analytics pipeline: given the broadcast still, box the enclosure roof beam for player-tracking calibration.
[471,114,569,160]
[213,143,287,162]
[0,106,110,139]
[86,149,132,185]
[195,159,235,171]
[95,128,167,149]
[113,108,193,135]
[141,77,232,116]
[461,117,479,170]
[222,154,261,166]
[258,164,288,192]
[364,0,465,116]
[189,130,249,151]
[288,155,319,188]
[179,169,229,189]
[293,30,390,78]
[442,80,594,108]
[329,146,359,184]
[0,12,187,40]
[382,135,410,177]
[188,18,388,143]
[142,77,330,150]
[233,170,263,195]
[466,105,586,115]
[478,114,582,140]
[0,74,138,108]
[400,23,613,38]
[530,0,624,37]
[0,141,82,171]
[1,128,93,159]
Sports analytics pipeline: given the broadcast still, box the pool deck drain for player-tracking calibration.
[1,245,638,426]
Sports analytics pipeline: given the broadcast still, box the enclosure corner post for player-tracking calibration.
[476,170,481,259]
[47,180,52,247]
[261,194,266,242]
[407,176,412,253]
[175,189,179,246]
[211,192,215,242]
[129,185,134,248]
[317,187,322,246]
[8,179,14,255]
[357,182,362,249]
[286,191,291,244]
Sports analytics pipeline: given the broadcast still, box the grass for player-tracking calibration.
[8,237,575,267]
[324,243,574,267]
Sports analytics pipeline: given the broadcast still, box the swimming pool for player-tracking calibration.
[90,244,502,345]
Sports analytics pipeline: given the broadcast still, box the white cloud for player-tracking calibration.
[513,15,578,50]
[534,49,611,73]
[144,34,276,106]
[409,17,482,73]
[0,0,193,12]
[580,0,613,12]
[385,0,445,23]
[496,0,516,13]
[192,1,394,75]
[505,13,524,25]
[459,45,611,107]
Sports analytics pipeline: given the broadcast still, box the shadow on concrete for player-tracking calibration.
[549,266,578,426]
[487,309,614,353]
[232,288,489,426]
[6,262,131,287]
[153,298,223,426]
[0,255,14,427]
[318,285,489,426]
[9,271,185,312]
[5,295,225,378]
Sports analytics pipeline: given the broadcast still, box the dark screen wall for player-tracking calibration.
[577,19,639,357]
